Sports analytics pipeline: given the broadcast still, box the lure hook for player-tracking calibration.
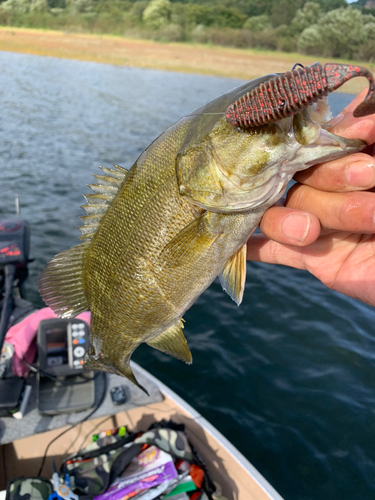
[226,62,375,128]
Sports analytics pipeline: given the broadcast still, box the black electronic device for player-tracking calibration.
[0,219,30,266]
[0,219,32,368]
[38,372,96,415]
[37,318,96,415]
[110,385,127,405]
[37,318,90,377]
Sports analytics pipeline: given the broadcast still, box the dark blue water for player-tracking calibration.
[2,51,375,500]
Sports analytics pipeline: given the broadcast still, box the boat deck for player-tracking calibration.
[0,365,162,445]
[0,364,283,500]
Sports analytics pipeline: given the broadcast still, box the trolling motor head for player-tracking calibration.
[0,219,30,296]
[0,219,31,377]
[226,62,375,129]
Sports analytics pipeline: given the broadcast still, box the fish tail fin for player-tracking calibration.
[38,242,90,318]
[84,345,149,395]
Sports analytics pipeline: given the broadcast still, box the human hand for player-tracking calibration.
[246,88,375,307]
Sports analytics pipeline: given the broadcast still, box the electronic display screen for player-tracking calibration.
[46,328,68,367]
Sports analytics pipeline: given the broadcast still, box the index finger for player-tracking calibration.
[327,87,375,144]
[294,152,375,192]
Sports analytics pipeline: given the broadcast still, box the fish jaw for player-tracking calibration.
[280,109,366,175]
[252,120,366,211]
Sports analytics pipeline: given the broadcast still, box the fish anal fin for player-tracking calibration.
[147,320,192,364]
[38,243,89,318]
[219,243,247,305]
[160,213,219,268]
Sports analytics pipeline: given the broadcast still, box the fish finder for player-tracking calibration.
[37,318,90,377]
[37,318,95,415]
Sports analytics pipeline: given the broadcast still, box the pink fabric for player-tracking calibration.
[5,307,91,377]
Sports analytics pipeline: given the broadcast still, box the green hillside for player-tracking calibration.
[0,0,374,61]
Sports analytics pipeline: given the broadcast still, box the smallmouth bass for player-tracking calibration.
[39,74,366,391]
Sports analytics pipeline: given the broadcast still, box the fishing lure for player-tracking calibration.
[226,62,375,128]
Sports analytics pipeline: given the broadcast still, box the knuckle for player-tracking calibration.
[337,194,360,227]
[269,241,281,265]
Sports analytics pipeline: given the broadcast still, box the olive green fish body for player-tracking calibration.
[82,114,265,378]
[84,134,196,370]
[39,75,366,389]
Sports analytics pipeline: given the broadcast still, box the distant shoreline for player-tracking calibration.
[0,26,369,95]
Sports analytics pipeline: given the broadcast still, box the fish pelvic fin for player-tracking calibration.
[219,243,247,305]
[147,319,192,364]
[38,242,90,318]
[79,164,129,242]
[84,349,149,395]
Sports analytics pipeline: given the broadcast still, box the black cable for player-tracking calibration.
[23,359,100,385]
[37,371,107,478]
[0,264,16,353]
[40,371,100,386]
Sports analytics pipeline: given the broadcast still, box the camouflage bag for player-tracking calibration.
[145,420,217,500]
[134,427,194,462]
[63,432,142,497]
[5,477,53,500]
[63,421,214,499]
[63,426,195,498]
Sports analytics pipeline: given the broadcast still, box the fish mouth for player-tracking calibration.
[245,98,367,207]
[307,128,365,165]
[288,97,366,170]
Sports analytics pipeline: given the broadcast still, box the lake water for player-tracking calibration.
[1,50,375,500]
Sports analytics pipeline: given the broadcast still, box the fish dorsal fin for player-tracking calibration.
[219,243,247,305]
[79,164,128,241]
[38,242,90,318]
[147,320,192,364]
[39,164,128,319]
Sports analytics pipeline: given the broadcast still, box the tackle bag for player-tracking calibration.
[62,420,217,499]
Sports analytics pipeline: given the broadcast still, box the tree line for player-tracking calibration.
[1,0,374,61]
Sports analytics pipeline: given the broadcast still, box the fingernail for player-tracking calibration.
[346,161,375,188]
[283,214,310,243]
[323,113,345,130]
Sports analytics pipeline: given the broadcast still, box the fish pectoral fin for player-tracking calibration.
[147,320,192,364]
[160,213,219,268]
[219,243,247,305]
